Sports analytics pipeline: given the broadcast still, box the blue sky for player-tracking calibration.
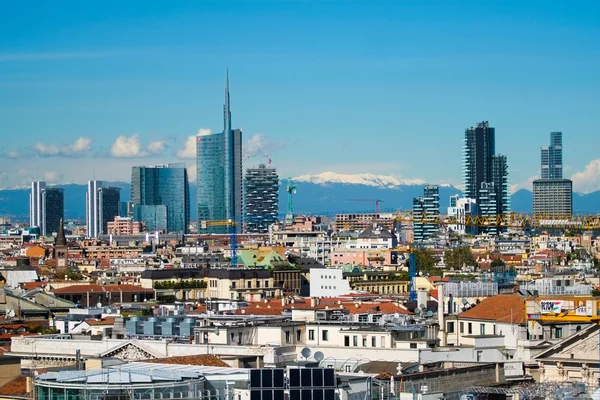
[1,0,599,192]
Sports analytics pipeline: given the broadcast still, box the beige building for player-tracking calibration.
[106,216,143,235]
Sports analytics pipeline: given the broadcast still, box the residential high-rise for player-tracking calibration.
[41,188,64,236]
[197,72,243,233]
[534,132,572,215]
[131,164,189,233]
[447,195,478,236]
[463,121,495,200]
[541,132,563,179]
[412,185,439,242]
[30,181,46,227]
[86,181,121,238]
[462,121,510,231]
[244,163,279,233]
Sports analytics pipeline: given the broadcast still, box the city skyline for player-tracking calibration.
[1,1,600,193]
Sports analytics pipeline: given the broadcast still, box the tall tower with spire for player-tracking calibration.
[197,71,243,233]
[54,218,68,275]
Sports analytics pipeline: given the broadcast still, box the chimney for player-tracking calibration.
[438,283,446,346]
[281,297,287,307]
[310,297,317,307]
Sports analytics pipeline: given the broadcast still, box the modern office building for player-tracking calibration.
[412,185,439,242]
[541,131,563,179]
[478,182,499,235]
[447,195,478,236]
[41,188,64,236]
[463,121,510,230]
[533,179,573,215]
[244,163,279,233]
[30,181,46,228]
[534,132,572,215]
[197,72,243,233]
[131,164,189,233]
[86,181,121,238]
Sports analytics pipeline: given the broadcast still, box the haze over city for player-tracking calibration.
[1,1,600,193]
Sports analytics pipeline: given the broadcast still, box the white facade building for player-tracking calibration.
[309,268,351,297]
[86,180,103,238]
[447,195,478,235]
[30,181,46,228]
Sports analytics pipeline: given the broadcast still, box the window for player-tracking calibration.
[247,281,252,288]
[231,282,236,289]
[371,336,376,347]
[410,343,417,349]
[264,281,269,288]
[353,336,358,346]
[344,336,350,347]
[345,365,352,372]
[380,336,386,347]
[468,323,472,335]
[555,327,563,339]
[309,330,315,341]
[297,330,301,341]
[362,336,367,347]
[460,322,464,334]
[285,331,290,343]
[322,330,329,341]
[480,324,486,335]
[447,321,455,334]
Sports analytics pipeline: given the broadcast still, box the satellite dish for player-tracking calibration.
[378,318,386,326]
[314,351,325,362]
[96,302,102,308]
[394,313,400,319]
[105,308,112,314]
[393,317,400,323]
[300,347,312,359]
[7,310,15,318]
[426,310,434,317]
[414,308,421,315]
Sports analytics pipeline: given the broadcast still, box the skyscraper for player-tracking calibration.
[534,132,572,215]
[197,72,243,233]
[244,163,279,233]
[131,164,189,233]
[541,132,563,179]
[86,181,121,238]
[41,188,64,236]
[462,121,510,231]
[412,185,439,242]
[30,181,46,227]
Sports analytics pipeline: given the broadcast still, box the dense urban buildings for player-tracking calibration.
[131,164,190,233]
[41,187,64,236]
[534,132,573,215]
[462,121,510,231]
[447,195,478,235]
[412,185,439,242]
[86,181,121,238]
[244,163,279,233]
[106,216,143,236]
[197,73,243,233]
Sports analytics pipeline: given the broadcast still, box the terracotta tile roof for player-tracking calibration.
[459,294,526,324]
[0,332,38,340]
[429,289,439,300]
[0,345,10,355]
[344,302,411,315]
[0,375,29,397]
[145,354,229,367]
[21,282,46,290]
[85,317,116,326]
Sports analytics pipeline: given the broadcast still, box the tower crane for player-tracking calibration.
[348,198,384,213]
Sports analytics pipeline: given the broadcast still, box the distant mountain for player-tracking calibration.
[2,173,599,222]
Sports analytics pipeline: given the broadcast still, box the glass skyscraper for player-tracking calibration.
[462,121,509,232]
[197,72,243,233]
[86,181,121,238]
[131,164,189,233]
[41,188,64,236]
[541,131,563,179]
[412,185,440,242]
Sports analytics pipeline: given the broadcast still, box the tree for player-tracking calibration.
[414,250,442,276]
[490,258,507,273]
[444,246,476,270]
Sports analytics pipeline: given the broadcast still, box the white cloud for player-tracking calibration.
[243,134,284,158]
[148,140,168,154]
[571,159,600,194]
[43,171,64,184]
[7,151,19,159]
[110,135,168,158]
[33,137,92,157]
[177,128,212,159]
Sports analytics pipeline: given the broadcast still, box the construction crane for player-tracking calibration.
[245,154,272,167]
[348,198,384,213]
[393,211,600,230]
[285,178,297,224]
[200,220,238,268]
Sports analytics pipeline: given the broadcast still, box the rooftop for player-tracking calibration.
[458,294,526,324]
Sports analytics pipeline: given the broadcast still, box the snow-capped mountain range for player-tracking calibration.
[293,172,452,188]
